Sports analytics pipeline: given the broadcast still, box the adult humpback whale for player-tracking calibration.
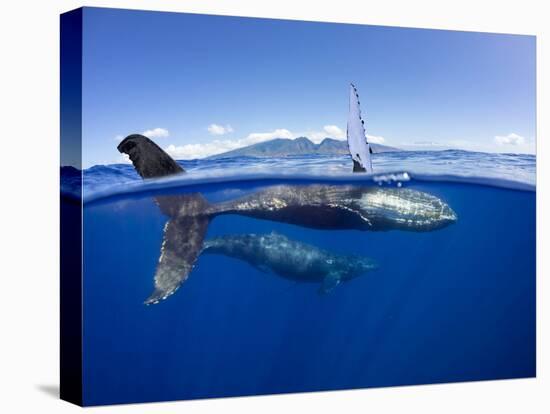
[117,134,457,304]
[202,232,378,295]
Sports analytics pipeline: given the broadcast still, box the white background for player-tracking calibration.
[0,0,547,412]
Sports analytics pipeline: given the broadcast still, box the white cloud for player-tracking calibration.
[164,128,292,159]
[165,141,241,159]
[367,134,385,144]
[307,125,386,145]
[163,126,391,159]
[494,133,525,146]
[298,125,346,143]
[167,125,362,159]
[118,153,131,164]
[113,128,169,141]
[246,128,293,142]
[142,127,170,138]
[208,124,234,136]
[323,125,346,139]
[303,131,327,143]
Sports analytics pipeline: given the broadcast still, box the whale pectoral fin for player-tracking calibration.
[145,216,209,305]
[318,272,342,294]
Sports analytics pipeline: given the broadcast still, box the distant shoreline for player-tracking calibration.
[205,137,400,160]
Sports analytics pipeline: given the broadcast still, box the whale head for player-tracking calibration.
[357,188,457,231]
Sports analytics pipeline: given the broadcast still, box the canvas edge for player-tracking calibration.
[60,7,84,407]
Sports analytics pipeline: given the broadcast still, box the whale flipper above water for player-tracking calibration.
[347,83,373,173]
[145,215,209,305]
[117,134,184,179]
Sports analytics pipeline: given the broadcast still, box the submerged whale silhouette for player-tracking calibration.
[202,232,378,294]
[117,134,457,304]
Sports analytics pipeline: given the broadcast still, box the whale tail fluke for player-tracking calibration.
[117,134,184,179]
[118,134,212,305]
[144,215,210,305]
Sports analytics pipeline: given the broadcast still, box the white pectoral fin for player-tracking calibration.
[145,216,209,305]
[318,272,342,294]
[347,83,373,173]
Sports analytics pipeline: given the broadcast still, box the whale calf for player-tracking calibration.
[117,134,457,304]
[202,232,378,294]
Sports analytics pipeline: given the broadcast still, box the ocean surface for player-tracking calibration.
[67,150,536,405]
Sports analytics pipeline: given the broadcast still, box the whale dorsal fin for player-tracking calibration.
[117,134,184,178]
[347,84,373,173]
[144,215,209,305]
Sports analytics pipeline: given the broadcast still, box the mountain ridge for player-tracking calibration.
[206,137,400,159]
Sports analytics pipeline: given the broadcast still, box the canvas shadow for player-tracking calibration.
[36,384,59,399]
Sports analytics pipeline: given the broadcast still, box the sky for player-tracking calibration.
[80,7,536,167]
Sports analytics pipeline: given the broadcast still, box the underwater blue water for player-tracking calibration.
[77,152,536,406]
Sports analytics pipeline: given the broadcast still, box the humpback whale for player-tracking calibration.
[202,232,378,294]
[118,134,456,304]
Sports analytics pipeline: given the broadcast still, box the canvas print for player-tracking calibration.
[60,7,536,406]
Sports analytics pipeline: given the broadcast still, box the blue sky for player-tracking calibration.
[81,7,536,167]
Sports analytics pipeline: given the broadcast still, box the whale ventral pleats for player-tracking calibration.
[117,134,184,179]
